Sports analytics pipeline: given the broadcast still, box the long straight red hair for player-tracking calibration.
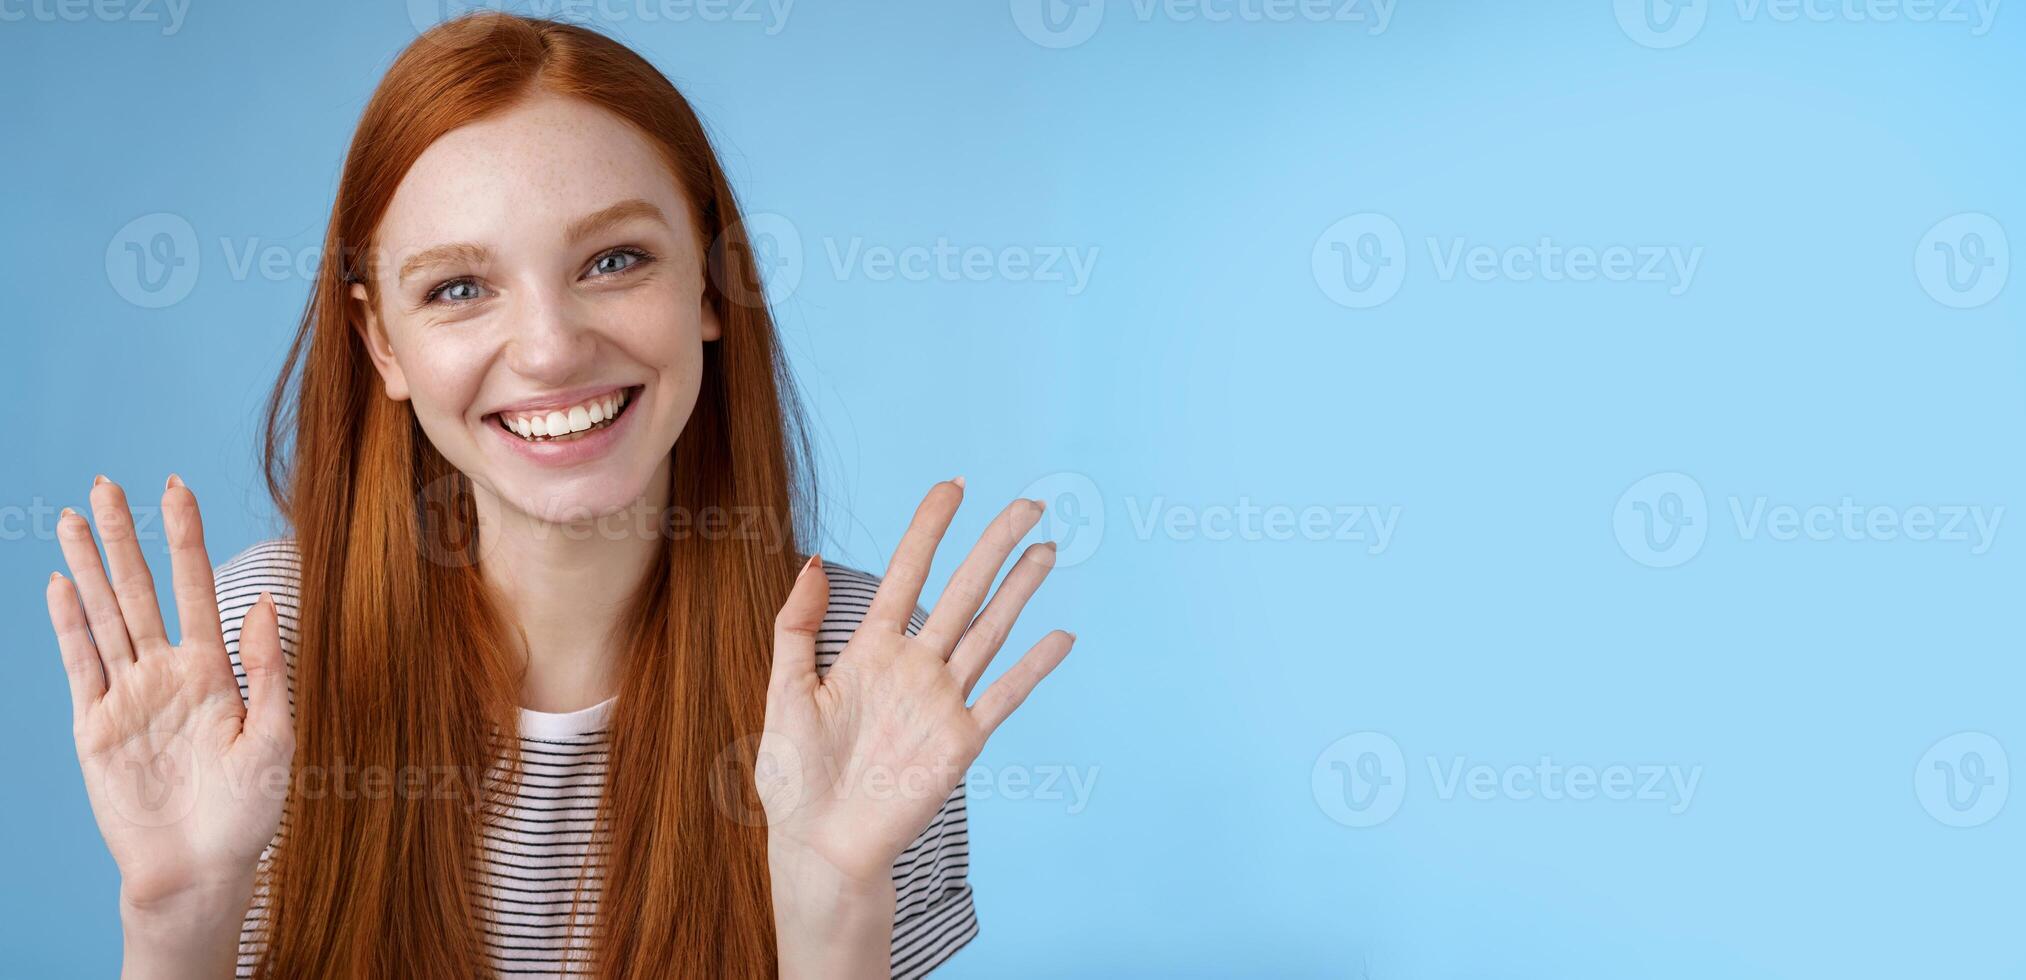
[257,13,810,977]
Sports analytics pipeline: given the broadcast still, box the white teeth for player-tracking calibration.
[498,388,633,441]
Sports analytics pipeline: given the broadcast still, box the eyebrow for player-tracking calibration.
[563,198,667,247]
[394,199,670,285]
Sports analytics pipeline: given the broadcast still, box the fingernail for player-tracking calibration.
[1041,540,1058,552]
[1065,631,1078,643]
[166,473,185,490]
[800,553,821,575]
[49,571,62,583]
[92,474,108,487]
[951,476,966,490]
[59,506,76,520]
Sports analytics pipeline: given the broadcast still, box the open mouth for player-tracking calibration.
[490,385,641,443]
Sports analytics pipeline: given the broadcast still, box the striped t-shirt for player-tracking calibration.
[213,538,979,978]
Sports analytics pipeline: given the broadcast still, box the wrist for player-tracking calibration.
[119,876,255,980]
[768,837,896,979]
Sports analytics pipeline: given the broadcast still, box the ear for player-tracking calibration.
[351,282,410,402]
[700,290,722,343]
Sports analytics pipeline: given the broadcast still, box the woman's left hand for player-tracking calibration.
[758,479,1073,894]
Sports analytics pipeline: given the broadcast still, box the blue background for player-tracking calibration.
[3,0,2021,976]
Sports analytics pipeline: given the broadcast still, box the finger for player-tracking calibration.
[162,475,223,651]
[45,573,107,716]
[916,497,1044,653]
[970,629,1075,738]
[863,479,964,633]
[770,555,828,690]
[89,478,168,652]
[239,592,292,740]
[949,541,1056,697]
[55,503,135,675]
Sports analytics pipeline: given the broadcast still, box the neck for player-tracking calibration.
[473,457,670,714]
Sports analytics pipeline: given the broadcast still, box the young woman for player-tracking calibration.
[43,14,1072,978]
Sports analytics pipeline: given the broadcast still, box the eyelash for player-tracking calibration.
[422,246,658,306]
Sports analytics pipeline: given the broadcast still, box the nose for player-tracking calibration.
[501,282,597,386]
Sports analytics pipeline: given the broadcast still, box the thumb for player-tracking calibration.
[771,554,828,689]
[239,592,293,745]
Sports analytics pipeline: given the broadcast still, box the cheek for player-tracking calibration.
[389,332,491,428]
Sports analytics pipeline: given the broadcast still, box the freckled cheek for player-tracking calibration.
[606,282,708,377]
[395,332,497,429]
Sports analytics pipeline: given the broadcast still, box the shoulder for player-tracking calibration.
[212,538,302,689]
[817,560,979,976]
[812,559,927,670]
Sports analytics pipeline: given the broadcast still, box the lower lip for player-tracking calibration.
[485,390,641,467]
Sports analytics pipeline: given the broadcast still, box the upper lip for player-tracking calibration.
[484,384,639,418]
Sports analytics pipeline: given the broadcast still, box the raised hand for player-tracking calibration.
[758,479,1074,891]
[45,476,293,917]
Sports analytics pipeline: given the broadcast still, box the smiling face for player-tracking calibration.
[354,92,720,526]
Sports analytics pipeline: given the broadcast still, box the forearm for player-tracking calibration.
[119,879,255,980]
[769,841,896,980]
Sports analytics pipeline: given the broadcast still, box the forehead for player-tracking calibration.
[375,93,696,256]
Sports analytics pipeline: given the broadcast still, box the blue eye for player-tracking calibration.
[589,248,651,278]
[427,278,484,304]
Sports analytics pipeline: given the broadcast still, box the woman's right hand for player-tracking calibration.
[45,475,293,928]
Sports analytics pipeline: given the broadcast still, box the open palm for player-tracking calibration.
[758,480,1073,889]
[45,477,293,911]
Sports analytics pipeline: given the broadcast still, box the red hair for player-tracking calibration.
[258,13,809,976]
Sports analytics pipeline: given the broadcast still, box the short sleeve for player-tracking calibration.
[815,562,981,978]
[210,537,301,978]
